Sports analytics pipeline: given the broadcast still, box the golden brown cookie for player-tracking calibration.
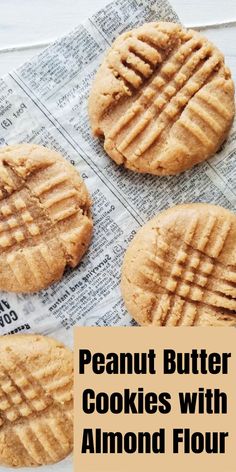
[121,203,236,326]
[0,144,93,292]
[89,22,235,175]
[0,334,73,467]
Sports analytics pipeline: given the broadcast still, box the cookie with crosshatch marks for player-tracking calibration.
[0,334,73,467]
[89,22,235,175]
[0,144,93,292]
[121,203,236,326]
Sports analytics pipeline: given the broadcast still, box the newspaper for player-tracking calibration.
[0,0,235,468]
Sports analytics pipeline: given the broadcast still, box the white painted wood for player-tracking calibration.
[0,0,235,77]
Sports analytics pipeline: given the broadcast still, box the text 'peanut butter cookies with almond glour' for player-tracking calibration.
[0,334,73,467]
[0,144,93,292]
[89,22,235,175]
[121,204,236,326]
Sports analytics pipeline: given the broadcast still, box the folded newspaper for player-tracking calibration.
[0,0,235,468]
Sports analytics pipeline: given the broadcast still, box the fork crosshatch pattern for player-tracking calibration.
[0,144,93,292]
[121,204,236,326]
[0,335,73,467]
[89,22,234,175]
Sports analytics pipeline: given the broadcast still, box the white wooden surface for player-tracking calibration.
[0,0,236,80]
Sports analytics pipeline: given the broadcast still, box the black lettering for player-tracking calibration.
[79,349,92,374]
[158,392,172,414]
[82,389,95,414]
[163,350,176,374]
[81,429,95,453]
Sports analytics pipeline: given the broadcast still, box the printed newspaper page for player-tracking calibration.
[0,0,181,348]
[0,0,235,346]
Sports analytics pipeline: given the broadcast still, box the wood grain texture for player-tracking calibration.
[0,0,235,79]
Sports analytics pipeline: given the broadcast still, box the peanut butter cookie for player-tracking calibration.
[121,203,236,326]
[0,334,73,467]
[89,22,235,175]
[0,144,93,292]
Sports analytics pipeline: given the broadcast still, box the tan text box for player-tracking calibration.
[74,327,236,472]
